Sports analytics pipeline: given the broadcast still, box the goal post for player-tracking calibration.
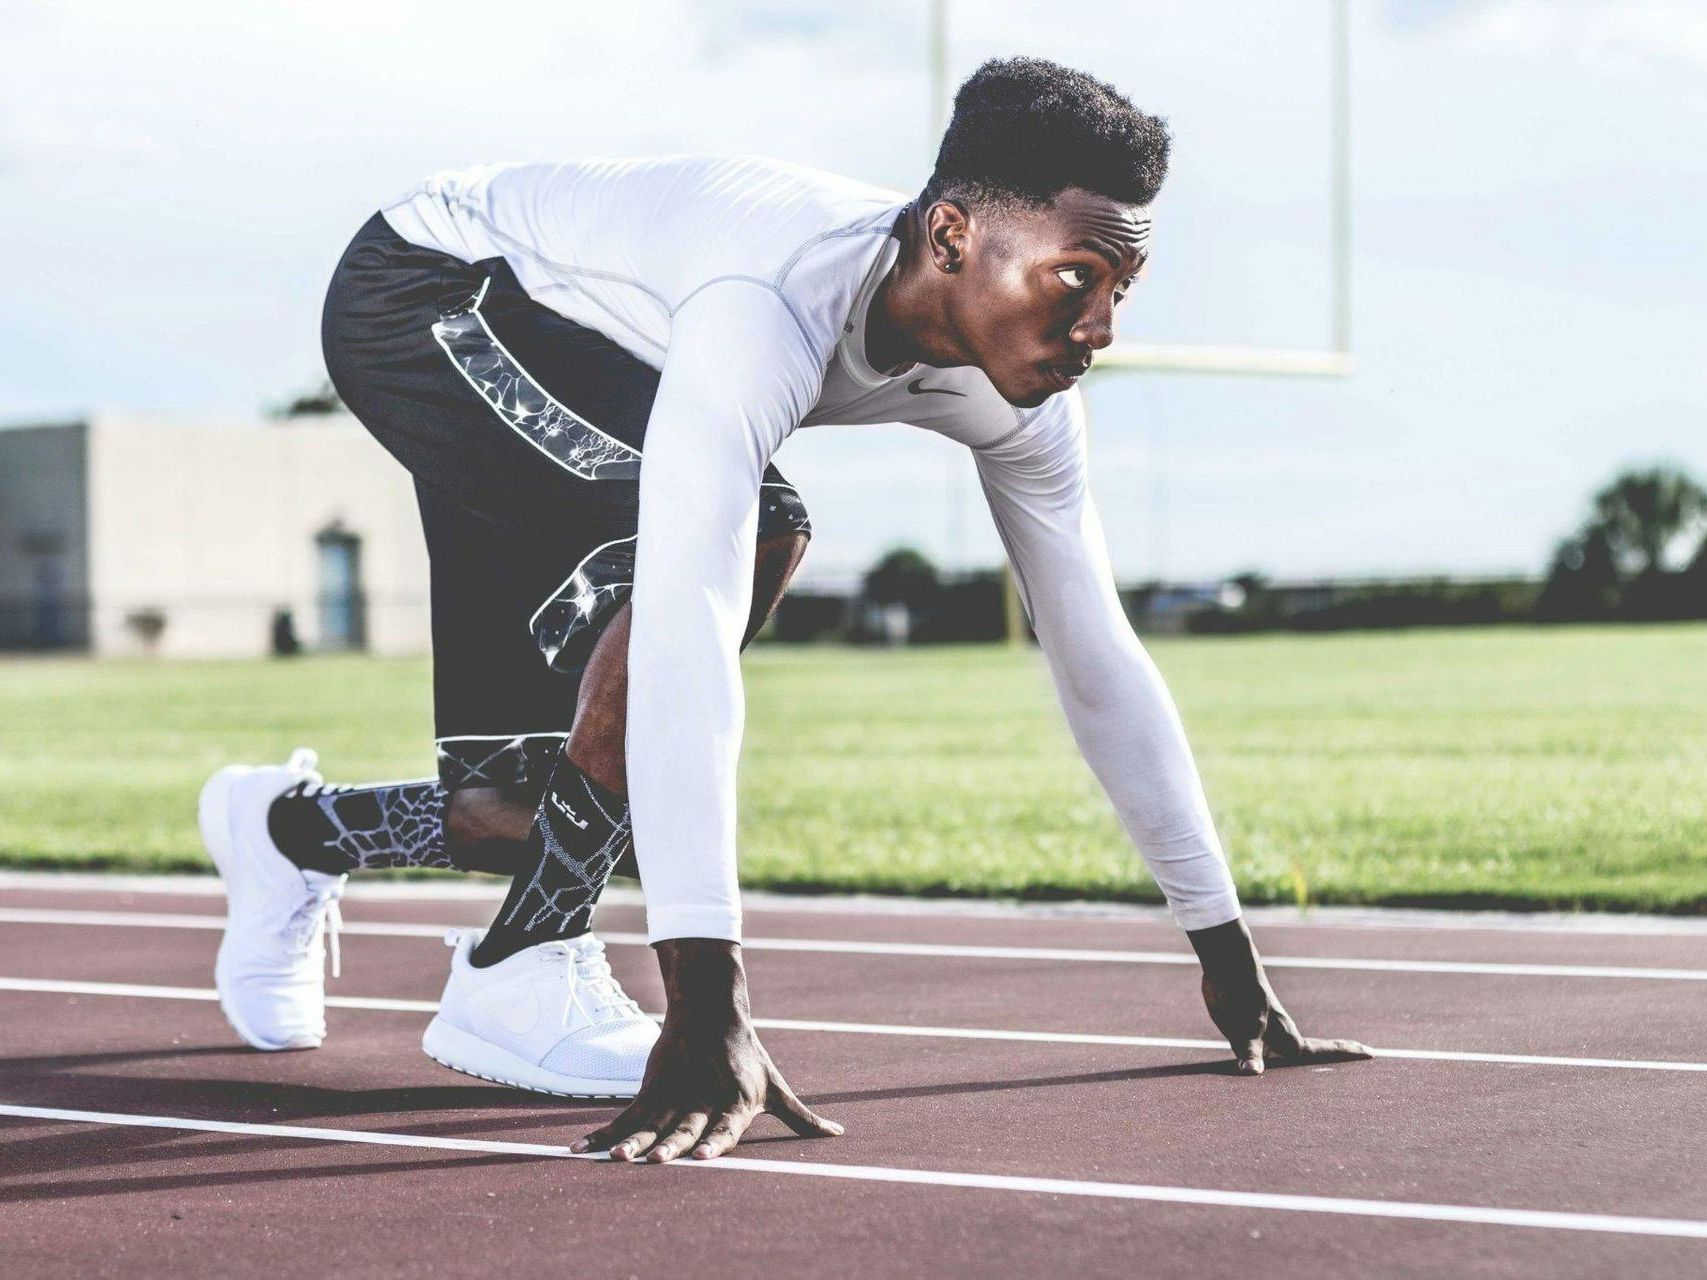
[928,0,1355,381]
[922,1,1358,640]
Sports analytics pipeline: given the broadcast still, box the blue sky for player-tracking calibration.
[3,0,1703,584]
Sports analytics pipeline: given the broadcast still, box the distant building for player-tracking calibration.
[0,413,428,657]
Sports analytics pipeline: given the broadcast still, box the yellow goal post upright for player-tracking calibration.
[924,0,1357,641]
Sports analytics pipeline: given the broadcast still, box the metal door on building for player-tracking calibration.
[315,528,366,651]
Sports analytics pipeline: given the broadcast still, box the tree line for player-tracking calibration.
[781,464,1707,643]
[1535,466,1707,622]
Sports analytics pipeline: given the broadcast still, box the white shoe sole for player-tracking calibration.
[200,765,322,1053]
[422,1016,641,1099]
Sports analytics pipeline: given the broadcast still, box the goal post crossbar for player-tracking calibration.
[925,0,1357,640]
[1090,343,1355,379]
[930,0,1355,384]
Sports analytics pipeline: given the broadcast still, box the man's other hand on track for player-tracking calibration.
[570,938,842,1163]
[1187,917,1374,1076]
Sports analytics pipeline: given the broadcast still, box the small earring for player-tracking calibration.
[942,259,959,274]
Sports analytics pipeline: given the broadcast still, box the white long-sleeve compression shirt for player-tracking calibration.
[382,154,1242,941]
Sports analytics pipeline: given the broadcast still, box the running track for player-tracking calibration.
[3,875,1705,1277]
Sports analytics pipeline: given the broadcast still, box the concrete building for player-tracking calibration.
[0,413,429,657]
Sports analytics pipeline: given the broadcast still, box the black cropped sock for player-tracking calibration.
[470,760,629,968]
[269,779,523,875]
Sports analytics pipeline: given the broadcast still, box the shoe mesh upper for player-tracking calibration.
[538,1019,657,1080]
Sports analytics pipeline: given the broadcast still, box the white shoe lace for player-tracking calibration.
[285,883,343,979]
[560,938,643,1026]
[280,747,341,977]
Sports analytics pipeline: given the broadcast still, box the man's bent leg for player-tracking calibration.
[263,462,586,881]
[267,777,543,877]
[265,761,565,880]
[472,532,809,966]
[268,777,451,874]
[263,531,807,888]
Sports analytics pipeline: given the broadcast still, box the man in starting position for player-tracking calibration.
[201,56,1369,1162]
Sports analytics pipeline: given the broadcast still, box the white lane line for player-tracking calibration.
[0,976,437,1012]
[4,907,1705,983]
[10,872,1707,937]
[677,936,1707,983]
[0,908,448,938]
[3,976,1704,1074]
[747,1017,1707,1074]
[0,1103,598,1159]
[4,1103,1705,1240]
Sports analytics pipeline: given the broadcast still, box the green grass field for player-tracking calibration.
[2,624,1704,912]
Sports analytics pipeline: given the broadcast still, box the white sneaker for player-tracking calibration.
[198,748,346,1051]
[422,929,658,1098]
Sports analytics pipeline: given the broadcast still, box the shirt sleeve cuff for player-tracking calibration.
[646,904,743,946]
[1169,890,1243,933]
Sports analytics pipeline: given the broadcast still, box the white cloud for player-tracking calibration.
[1433,0,1707,89]
[2,0,1703,580]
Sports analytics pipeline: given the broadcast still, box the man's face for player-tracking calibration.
[936,187,1151,407]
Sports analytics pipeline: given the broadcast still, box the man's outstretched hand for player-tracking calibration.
[1187,917,1374,1076]
[571,938,842,1163]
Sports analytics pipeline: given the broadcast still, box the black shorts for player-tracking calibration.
[321,213,810,790]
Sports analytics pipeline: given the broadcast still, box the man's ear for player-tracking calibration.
[924,199,970,275]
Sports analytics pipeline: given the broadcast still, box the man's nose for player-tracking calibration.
[1070,301,1116,351]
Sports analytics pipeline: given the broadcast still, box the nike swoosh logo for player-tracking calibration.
[907,377,966,397]
[486,987,541,1036]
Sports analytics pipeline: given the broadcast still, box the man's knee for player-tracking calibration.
[757,477,811,550]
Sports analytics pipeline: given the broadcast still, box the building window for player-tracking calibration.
[315,526,367,651]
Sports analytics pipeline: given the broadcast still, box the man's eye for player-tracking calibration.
[1055,266,1092,290]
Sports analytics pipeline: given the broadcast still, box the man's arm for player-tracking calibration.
[576,281,842,1160]
[623,282,820,943]
[974,392,1369,1073]
[973,394,1239,931]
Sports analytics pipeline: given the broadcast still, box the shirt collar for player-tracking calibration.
[837,214,913,389]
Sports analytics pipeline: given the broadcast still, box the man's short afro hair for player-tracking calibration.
[924,56,1170,210]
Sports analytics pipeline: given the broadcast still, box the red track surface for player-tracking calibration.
[3,881,1706,1277]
